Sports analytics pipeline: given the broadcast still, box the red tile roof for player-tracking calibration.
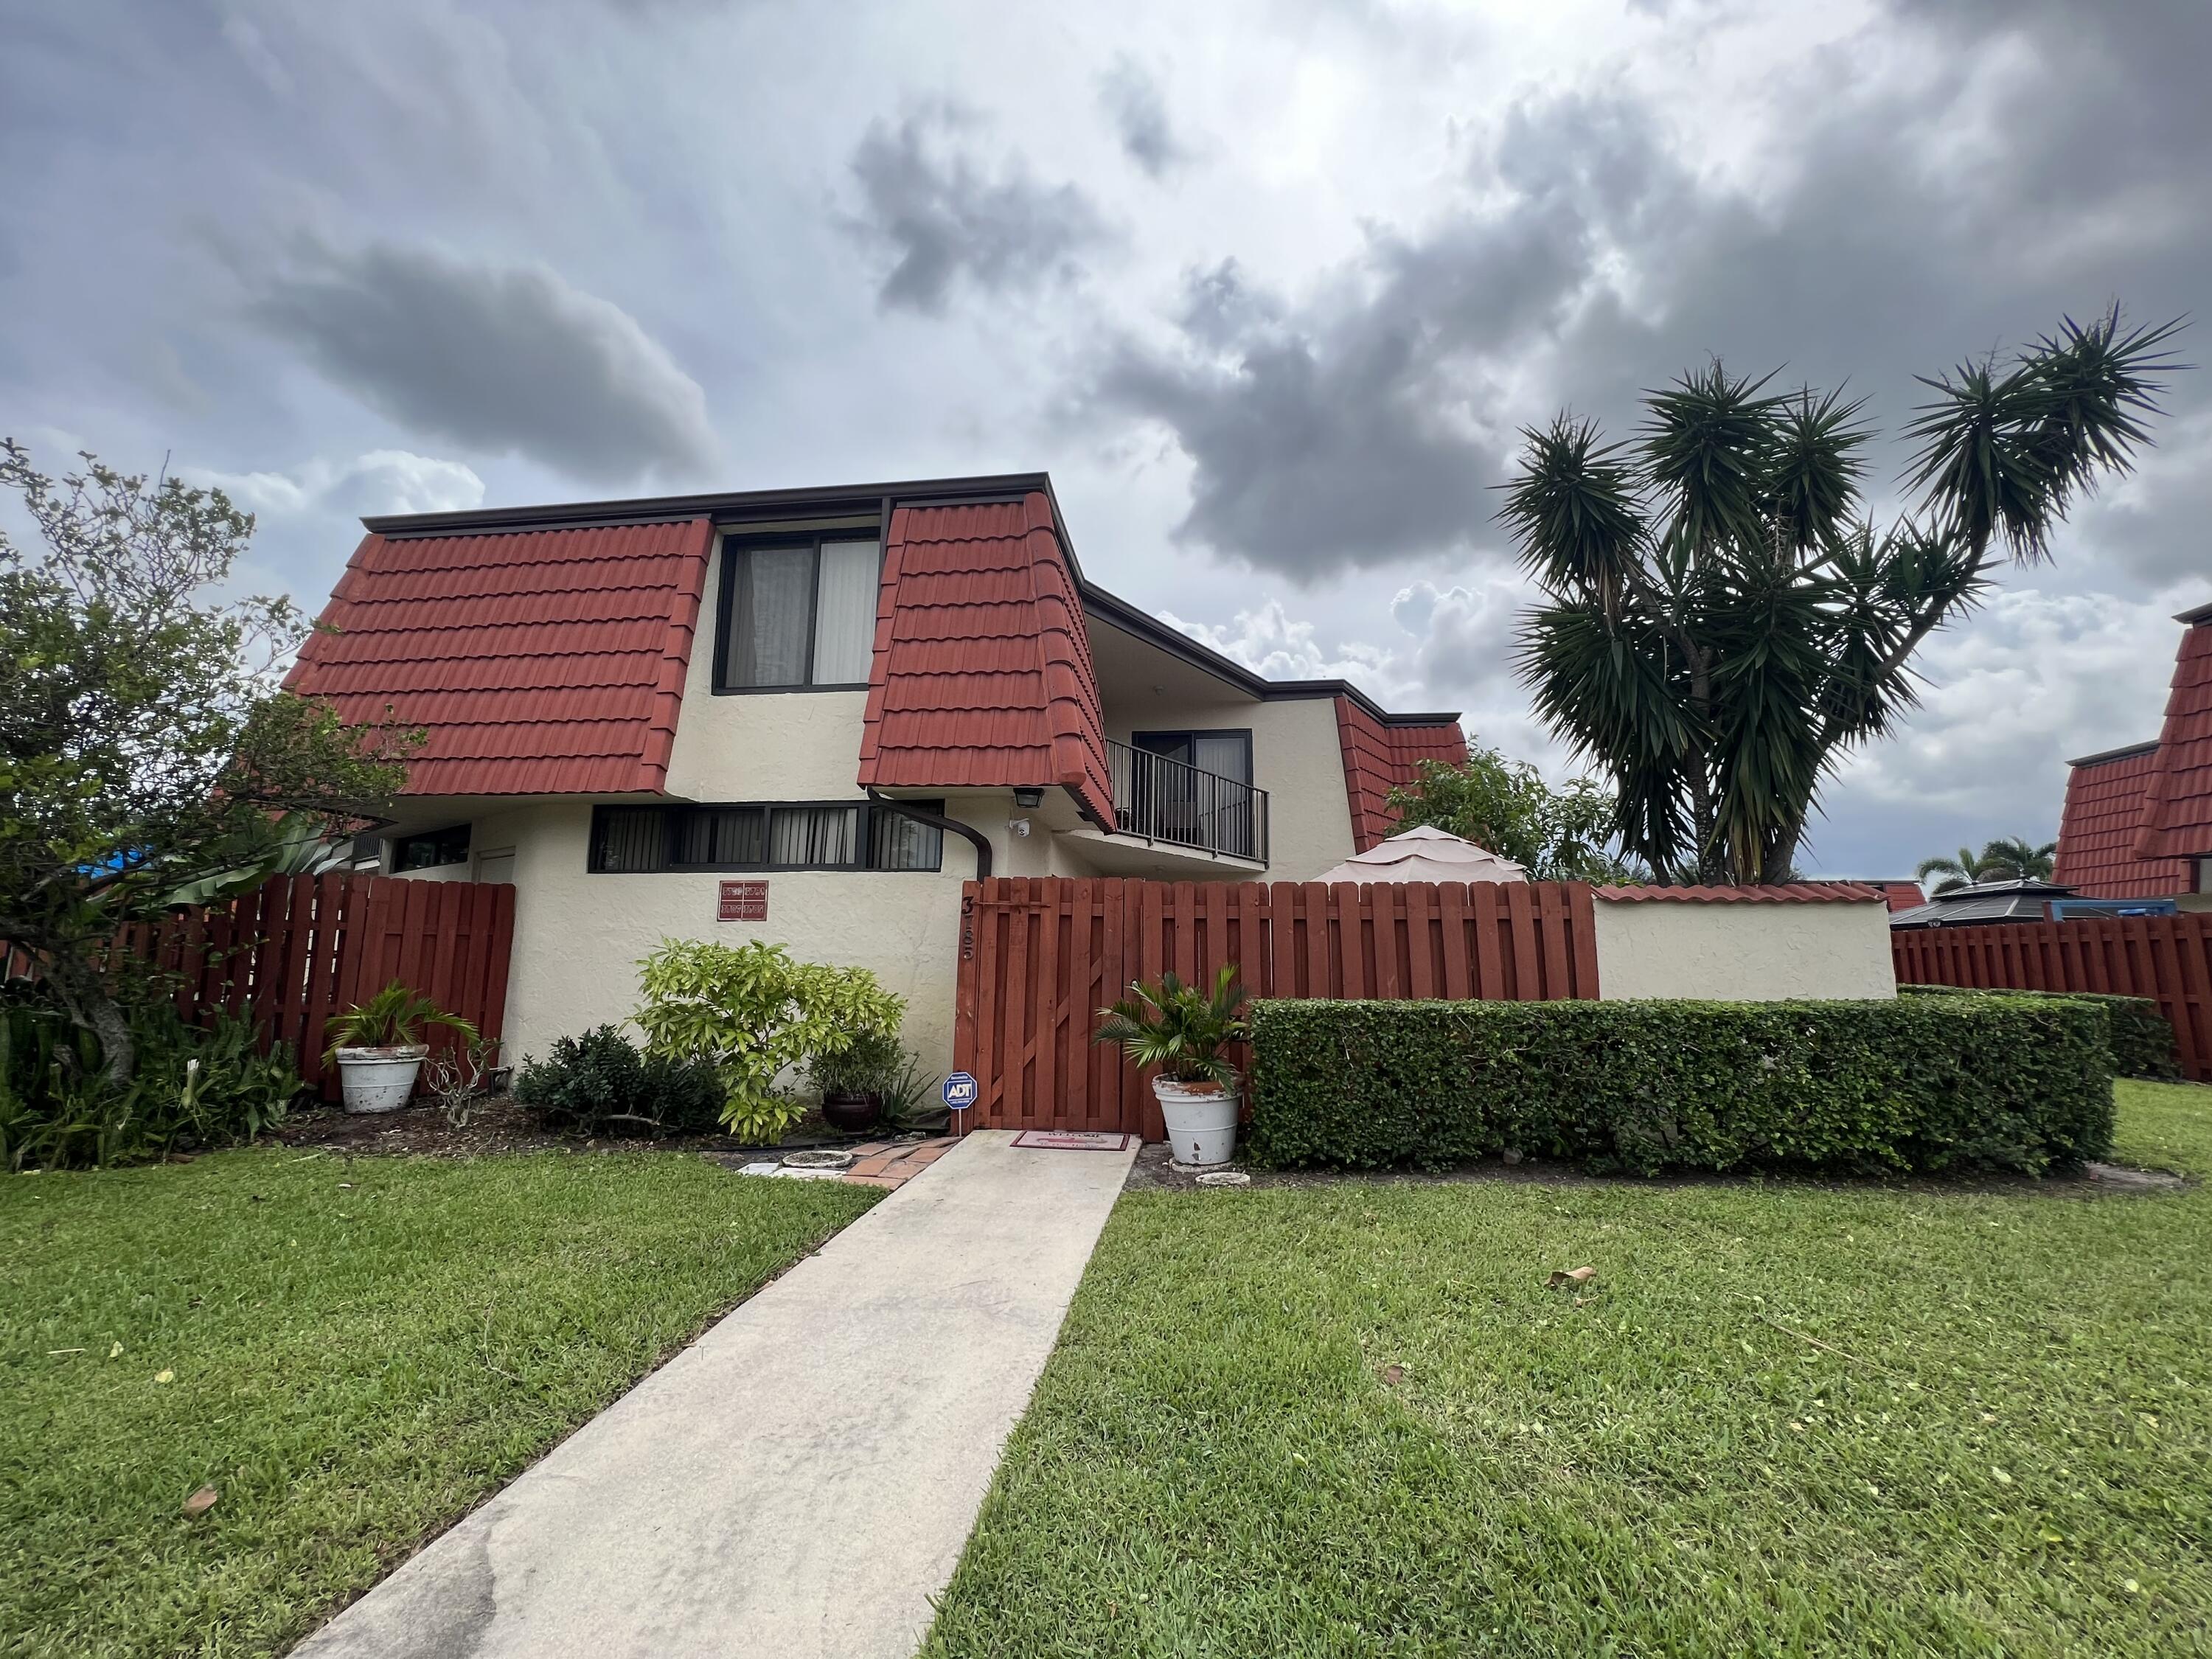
[1879,880,1926,912]
[2053,742,2194,897]
[2133,616,2212,861]
[1595,882,1883,902]
[858,493,1115,827]
[286,519,713,796]
[1334,697,1470,852]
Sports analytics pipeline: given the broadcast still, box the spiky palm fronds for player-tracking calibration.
[1506,308,2180,883]
[1093,967,1247,1087]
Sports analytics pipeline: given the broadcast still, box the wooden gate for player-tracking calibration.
[1892,912,2212,1082]
[952,877,1600,1138]
[10,874,518,1100]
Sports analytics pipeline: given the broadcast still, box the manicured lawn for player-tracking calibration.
[925,1080,2212,1658]
[0,1150,877,1658]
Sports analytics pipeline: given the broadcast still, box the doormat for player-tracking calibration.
[1010,1130,1136,1151]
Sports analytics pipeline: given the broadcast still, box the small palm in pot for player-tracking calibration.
[322,981,480,1116]
[1094,967,1248,1166]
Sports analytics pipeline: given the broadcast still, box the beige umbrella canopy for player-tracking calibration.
[1313,824,1528,885]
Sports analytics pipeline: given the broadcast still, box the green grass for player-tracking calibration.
[924,1081,2212,1658]
[0,1149,877,1658]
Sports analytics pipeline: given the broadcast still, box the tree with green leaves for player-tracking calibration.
[1916,836,2057,894]
[1384,748,1641,882]
[1504,306,2182,884]
[0,441,417,1085]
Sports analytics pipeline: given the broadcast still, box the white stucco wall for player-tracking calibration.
[1592,897,1897,1001]
[473,801,980,1075]
[1102,694,1356,881]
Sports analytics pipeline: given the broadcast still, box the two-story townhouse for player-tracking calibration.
[287,473,1467,1071]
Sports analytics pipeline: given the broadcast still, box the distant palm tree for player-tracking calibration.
[1980,836,2057,883]
[1916,837,2057,894]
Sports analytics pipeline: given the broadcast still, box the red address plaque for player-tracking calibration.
[718,880,768,922]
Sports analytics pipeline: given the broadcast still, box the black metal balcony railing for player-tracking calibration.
[1106,738,1269,863]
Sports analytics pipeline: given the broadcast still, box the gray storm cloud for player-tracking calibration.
[248,238,718,486]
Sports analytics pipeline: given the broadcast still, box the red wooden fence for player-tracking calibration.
[10,873,516,1100]
[1891,913,2212,1082]
[953,877,1601,1138]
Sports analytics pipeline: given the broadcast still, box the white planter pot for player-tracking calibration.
[334,1046,428,1114]
[1155,1077,1239,1166]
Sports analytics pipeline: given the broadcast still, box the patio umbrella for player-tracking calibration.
[1313,824,1528,884]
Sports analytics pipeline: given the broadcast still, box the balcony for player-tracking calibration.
[1106,737,1269,863]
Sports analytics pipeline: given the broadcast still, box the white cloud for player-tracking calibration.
[1836,588,2181,830]
[197,450,485,520]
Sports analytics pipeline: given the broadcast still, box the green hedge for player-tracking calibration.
[1247,996,2113,1176]
[1898,984,2180,1081]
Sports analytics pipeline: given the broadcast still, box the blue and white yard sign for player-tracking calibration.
[942,1071,978,1111]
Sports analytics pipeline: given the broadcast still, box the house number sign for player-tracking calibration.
[717,880,768,922]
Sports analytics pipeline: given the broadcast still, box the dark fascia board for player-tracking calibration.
[358,469,1462,728]
[1078,583,1461,728]
[2067,738,2161,768]
[361,471,1061,538]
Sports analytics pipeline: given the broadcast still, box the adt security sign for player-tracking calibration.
[942,1071,978,1113]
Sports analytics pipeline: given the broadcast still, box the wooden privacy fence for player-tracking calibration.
[10,873,517,1100]
[1892,913,2212,1082]
[953,876,1600,1138]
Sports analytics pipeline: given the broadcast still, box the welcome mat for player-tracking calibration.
[1010,1130,1136,1151]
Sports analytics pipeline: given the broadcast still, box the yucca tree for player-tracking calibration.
[1505,307,2182,884]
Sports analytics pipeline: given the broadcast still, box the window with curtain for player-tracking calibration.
[717,535,881,689]
[588,800,943,873]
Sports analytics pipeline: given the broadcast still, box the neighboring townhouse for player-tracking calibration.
[286,473,1467,1071]
[2053,599,2212,909]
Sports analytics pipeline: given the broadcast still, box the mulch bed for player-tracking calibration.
[268,1096,902,1162]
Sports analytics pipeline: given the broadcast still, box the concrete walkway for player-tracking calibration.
[297,1130,1136,1659]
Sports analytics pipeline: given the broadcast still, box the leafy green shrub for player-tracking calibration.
[1898,984,2180,1080]
[805,1029,902,1099]
[1248,995,2112,1176]
[632,939,905,1142]
[0,987,301,1169]
[512,1025,723,1136]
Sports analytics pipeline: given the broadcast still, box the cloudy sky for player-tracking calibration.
[4,0,2207,877]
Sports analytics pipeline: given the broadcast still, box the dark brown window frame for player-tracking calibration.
[586,799,945,874]
[712,530,883,695]
[392,823,470,871]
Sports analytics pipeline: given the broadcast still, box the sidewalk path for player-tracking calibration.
[296,1130,1135,1659]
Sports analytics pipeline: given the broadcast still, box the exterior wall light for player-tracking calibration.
[1012,787,1046,808]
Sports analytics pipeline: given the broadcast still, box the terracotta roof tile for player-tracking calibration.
[2054,742,2194,897]
[1595,882,1884,902]
[285,518,713,796]
[1332,697,1469,852]
[858,493,1114,825]
[2133,618,2212,860]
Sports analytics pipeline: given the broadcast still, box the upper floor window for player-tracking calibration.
[393,824,470,871]
[716,533,880,691]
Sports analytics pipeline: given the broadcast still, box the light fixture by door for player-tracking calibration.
[1012,787,1045,808]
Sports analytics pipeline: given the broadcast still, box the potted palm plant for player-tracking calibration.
[322,981,481,1114]
[1094,966,1248,1166]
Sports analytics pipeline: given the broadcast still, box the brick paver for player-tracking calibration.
[840,1136,962,1191]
